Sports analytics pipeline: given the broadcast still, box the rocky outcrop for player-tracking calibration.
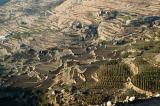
[123,58,138,76]
[155,54,160,62]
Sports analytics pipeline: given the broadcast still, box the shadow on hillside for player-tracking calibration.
[0,87,44,106]
[116,97,160,106]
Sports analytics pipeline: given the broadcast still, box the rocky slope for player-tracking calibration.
[0,0,160,106]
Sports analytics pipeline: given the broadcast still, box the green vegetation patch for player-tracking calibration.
[95,63,132,89]
[132,69,160,92]
[133,41,160,53]
[76,61,132,105]
[132,57,160,92]
[77,94,106,105]
[5,32,31,40]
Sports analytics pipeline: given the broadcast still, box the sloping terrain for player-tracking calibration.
[0,0,160,106]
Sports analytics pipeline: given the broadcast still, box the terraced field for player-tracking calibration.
[0,0,160,106]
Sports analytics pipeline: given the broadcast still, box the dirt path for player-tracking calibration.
[126,82,153,97]
[123,58,153,96]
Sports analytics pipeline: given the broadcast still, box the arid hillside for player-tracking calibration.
[0,0,160,106]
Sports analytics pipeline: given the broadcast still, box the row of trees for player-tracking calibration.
[76,61,132,105]
[132,70,160,92]
[95,63,131,90]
